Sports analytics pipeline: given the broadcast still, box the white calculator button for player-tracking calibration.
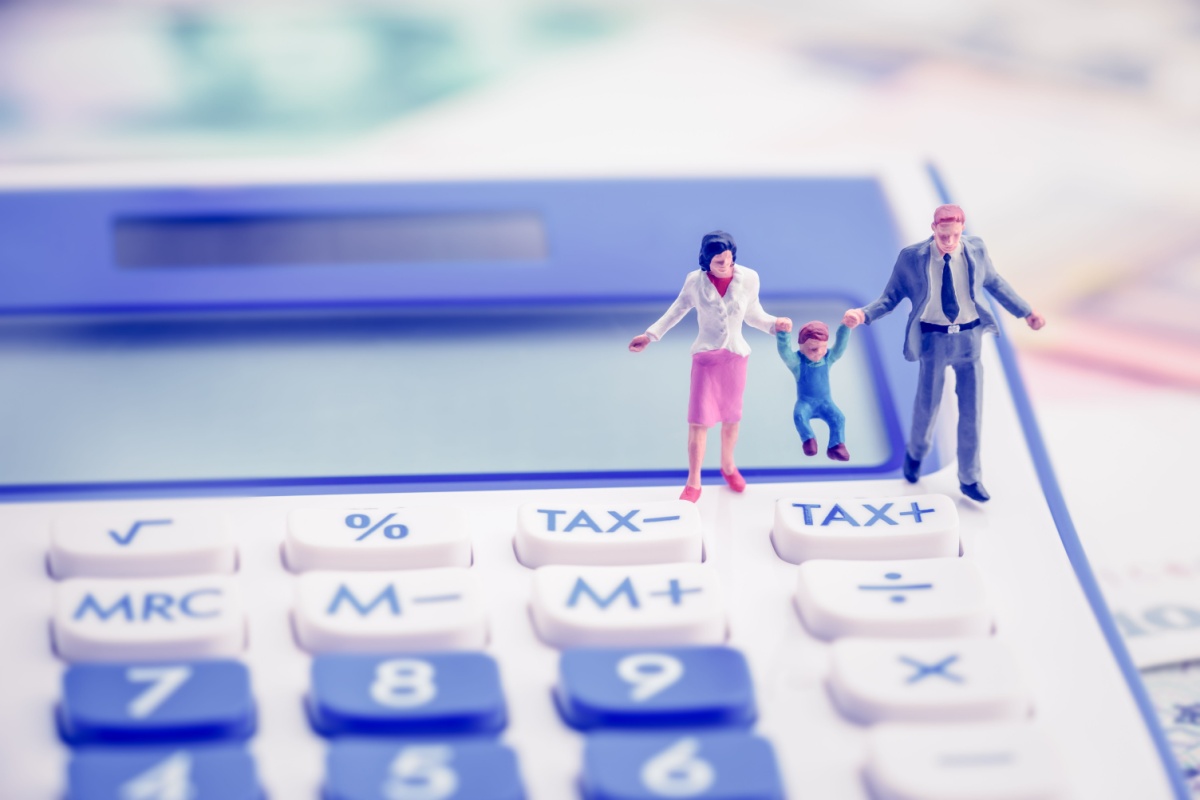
[49,513,235,579]
[530,563,725,648]
[54,576,245,662]
[866,722,1064,800]
[515,501,702,568]
[284,507,471,572]
[772,494,958,563]
[828,638,1028,724]
[293,568,487,653]
[794,558,990,640]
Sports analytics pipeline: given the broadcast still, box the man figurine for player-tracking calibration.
[843,205,1045,502]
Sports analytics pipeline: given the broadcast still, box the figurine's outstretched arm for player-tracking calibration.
[775,330,801,377]
[630,276,696,353]
[827,323,851,364]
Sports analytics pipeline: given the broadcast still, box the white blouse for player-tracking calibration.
[644,265,777,356]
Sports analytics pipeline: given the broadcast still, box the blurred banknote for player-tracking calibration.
[1143,662,1200,792]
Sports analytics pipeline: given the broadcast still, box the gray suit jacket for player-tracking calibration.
[863,235,1032,362]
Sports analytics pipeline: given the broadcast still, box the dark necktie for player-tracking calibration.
[941,252,959,323]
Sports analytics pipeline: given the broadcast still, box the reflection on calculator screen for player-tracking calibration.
[0,299,896,487]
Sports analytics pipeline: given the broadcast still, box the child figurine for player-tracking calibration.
[629,231,792,502]
[776,321,850,461]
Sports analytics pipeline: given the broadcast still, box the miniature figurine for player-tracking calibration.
[843,204,1045,502]
[629,231,792,502]
[776,320,851,461]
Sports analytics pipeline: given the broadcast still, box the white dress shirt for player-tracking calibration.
[921,245,979,325]
[645,265,776,355]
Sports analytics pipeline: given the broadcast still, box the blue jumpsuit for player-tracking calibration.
[776,325,849,447]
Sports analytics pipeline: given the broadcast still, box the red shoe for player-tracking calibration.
[721,468,746,493]
[827,443,850,461]
[679,485,702,503]
[802,438,818,456]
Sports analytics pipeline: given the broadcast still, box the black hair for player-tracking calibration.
[698,231,736,271]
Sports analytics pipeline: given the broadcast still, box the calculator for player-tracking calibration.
[0,164,1187,799]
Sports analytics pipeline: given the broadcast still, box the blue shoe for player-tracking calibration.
[960,482,990,502]
[902,454,920,483]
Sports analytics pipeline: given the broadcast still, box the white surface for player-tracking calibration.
[772,494,959,563]
[293,569,487,654]
[529,563,726,649]
[53,575,245,662]
[865,722,1065,800]
[49,512,234,579]
[828,637,1028,724]
[794,558,991,640]
[515,501,702,568]
[0,430,1176,798]
[284,507,471,572]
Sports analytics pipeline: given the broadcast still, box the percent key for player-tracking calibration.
[284,508,471,572]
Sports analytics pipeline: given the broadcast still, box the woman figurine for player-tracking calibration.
[629,231,792,502]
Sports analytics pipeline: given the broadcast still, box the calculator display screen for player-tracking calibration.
[114,212,548,268]
[0,299,899,489]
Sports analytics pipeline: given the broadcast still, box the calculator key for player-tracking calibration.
[308,652,507,736]
[582,731,784,800]
[50,513,235,579]
[325,739,525,800]
[515,501,702,568]
[772,494,958,563]
[793,558,990,640]
[294,569,487,653]
[556,646,755,729]
[68,744,260,800]
[59,660,255,744]
[285,507,471,572]
[54,576,246,662]
[865,722,1064,800]
[828,638,1028,724]
[531,564,726,649]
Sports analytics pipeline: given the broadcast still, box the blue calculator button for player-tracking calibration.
[308,652,507,737]
[59,661,255,744]
[583,731,784,800]
[556,646,756,729]
[324,738,525,800]
[68,744,260,800]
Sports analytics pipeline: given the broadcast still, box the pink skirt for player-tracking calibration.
[688,349,748,426]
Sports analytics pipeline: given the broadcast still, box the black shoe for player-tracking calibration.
[960,482,991,502]
[902,454,920,483]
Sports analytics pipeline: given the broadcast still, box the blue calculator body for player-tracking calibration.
[0,167,1186,798]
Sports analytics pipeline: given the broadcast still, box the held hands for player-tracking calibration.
[773,317,793,334]
[629,333,651,352]
[843,308,866,328]
[1025,311,1046,331]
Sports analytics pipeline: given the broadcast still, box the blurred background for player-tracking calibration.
[1,0,1199,787]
